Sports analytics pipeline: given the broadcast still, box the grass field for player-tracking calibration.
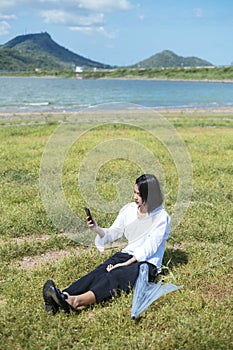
[0,108,232,350]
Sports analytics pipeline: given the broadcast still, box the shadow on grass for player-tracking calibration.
[162,247,189,273]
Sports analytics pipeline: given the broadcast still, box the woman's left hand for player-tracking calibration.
[106,263,123,272]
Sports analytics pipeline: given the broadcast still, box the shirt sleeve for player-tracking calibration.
[133,212,171,262]
[95,204,129,251]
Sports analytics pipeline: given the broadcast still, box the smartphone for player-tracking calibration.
[84,207,93,224]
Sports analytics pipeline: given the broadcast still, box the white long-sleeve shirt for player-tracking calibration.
[95,202,171,270]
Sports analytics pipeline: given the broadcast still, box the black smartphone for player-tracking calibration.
[84,207,93,224]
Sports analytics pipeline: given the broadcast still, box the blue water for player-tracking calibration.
[0,76,233,112]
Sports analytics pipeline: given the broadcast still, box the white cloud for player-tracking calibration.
[41,10,73,25]
[0,20,11,35]
[30,0,133,12]
[39,1,133,37]
[0,13,17,20]
[69,25,117,39]
[41,10,105,27]
[0,1,15,9]
[76,0,133,11]
[193,8,203,18]
[69,26,93,35]
[0,0,135,38]
[0,12,16,39]
[96,26,118,39]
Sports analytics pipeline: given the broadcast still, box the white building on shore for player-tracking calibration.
[75,66,83,78]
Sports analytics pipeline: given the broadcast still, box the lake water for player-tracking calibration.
[0,76,233,112]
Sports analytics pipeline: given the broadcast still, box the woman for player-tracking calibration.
[42,174,171,315]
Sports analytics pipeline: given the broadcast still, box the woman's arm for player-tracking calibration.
[106,256,137,272]
[92,204,135,251]
[87,218,105,238]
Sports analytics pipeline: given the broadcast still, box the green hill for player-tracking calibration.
[0,34,214,72]
[133,50,213,68]
[0,32,111,71]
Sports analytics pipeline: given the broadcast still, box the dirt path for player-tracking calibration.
[1,233,82,271]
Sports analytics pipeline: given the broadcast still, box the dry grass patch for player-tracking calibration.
[0,233,82,271]
[0,233,51,246]
[0,295,7,307]
[17,248,80,271]
[198,275,233,301]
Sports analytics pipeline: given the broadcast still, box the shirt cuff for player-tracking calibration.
[95,234,105,252]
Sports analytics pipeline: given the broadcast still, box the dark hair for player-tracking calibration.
[136,174,163,212]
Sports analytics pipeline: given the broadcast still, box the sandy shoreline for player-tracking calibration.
[1,106,233,116]
[97,76,233,84]
[2,74,233,84]
[0,106,232,126]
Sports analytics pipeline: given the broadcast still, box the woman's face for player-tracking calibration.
[133,184,143,207]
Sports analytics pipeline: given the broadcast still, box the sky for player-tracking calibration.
[0,0,232,67]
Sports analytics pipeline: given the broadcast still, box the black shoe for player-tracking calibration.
[42,280,59,315]
[44,280,70,315]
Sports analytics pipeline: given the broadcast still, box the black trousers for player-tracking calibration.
[63,252,140,303]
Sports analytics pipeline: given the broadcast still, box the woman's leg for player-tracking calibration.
[63,252,132,296]
[50,253,137,311]
[63,261,140,309]
[64,291,96,309]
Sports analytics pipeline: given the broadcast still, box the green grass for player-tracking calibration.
[82,66,233,81]
[1,65,233,81]
[0,110,232,349]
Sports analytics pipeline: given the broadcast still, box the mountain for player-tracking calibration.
[133,50,213,68]
[0,32,111,71]
[0,33,214,72]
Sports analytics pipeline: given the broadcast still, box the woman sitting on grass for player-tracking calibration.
[42,174,171,315]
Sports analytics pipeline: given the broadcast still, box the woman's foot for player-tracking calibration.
[64,291,96,309]
[42,280,70,315]
[42,280,59,315]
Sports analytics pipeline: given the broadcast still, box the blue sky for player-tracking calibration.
[0,0,232,66]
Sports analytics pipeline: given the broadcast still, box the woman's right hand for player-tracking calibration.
[86,218,105,238]
[86,217,97,229]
